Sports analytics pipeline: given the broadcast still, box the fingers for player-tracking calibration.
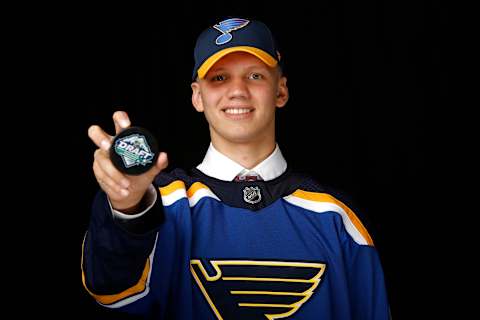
[93,149,131,197]
[89,111,166,205]
[113,111,131,135]
[88,125,112,151]
[88,111,130,150]
[93,161,128,200]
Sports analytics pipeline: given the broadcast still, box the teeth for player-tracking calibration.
[224,108,251,114]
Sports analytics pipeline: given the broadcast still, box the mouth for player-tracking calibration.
[222,107,254,119]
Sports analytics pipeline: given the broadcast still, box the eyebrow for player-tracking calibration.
[208,67,227,73]
[209,65,270,74]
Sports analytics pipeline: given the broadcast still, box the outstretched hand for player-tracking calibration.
[88,111,168,212]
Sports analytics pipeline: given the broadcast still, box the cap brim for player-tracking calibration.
[197,46,278,79]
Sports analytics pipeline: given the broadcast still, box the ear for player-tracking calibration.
[275,76,289,108]
[191,81,204,112]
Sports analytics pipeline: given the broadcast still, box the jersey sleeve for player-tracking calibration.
[335,195,390,319]
[296,177,391,318]
[81,189,162,313]
[342,234,390,319]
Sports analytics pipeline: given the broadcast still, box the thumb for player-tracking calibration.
[146,152,168,179]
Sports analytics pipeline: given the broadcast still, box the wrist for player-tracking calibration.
[111,195,145,214]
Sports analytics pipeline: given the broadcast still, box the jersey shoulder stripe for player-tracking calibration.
[284,190,374,246]
[159,180,219,207]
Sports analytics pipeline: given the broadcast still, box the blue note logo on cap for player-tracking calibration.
[213,18,250,45]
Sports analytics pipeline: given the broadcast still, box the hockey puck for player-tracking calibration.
[110,126,159,175]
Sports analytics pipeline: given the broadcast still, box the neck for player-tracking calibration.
[211,137,276,169]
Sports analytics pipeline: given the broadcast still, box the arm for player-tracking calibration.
[344,240,391,319]
[326,187,391,319]
[82,190,162,304]
[82,111,168,311]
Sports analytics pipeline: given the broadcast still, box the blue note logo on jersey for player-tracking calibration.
[114,134,154,168]
[213,18,250,45]
[243,186,262,204]
[191,259,327,319]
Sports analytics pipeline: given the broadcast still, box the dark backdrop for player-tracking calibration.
[23,1,447,319]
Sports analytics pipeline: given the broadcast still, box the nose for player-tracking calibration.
[227,77,250,100]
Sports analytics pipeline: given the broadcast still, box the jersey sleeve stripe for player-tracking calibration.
[285,190,374,246]
[81,232,159,307]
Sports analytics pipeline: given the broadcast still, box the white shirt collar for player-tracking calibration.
[196,143,287,181]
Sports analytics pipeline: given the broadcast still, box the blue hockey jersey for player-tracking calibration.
[82,168,390,319]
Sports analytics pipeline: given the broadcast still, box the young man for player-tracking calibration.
[83,18,390,319]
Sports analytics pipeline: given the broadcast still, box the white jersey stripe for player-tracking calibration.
[188,187,220,207]
[159,181,220,208]
[283,195,369,245]
[160,187,187,206]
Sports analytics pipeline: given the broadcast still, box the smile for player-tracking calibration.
[223,108,253,114]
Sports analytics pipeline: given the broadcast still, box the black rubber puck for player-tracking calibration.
[110,126,159,175]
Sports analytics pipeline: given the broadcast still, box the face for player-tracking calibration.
[191,52,288,146]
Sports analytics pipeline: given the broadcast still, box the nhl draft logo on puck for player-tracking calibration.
[110,127,159,175]
[115,134,154,168]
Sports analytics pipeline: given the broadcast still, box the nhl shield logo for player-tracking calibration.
[243,186,262,204]
[114,134,154,168]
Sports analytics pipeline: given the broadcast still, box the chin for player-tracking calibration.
[218,130,258,144]
[225,134,255,144]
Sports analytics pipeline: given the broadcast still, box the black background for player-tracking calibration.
[16,1,448,319]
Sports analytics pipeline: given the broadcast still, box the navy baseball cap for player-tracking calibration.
[192,18,282,80]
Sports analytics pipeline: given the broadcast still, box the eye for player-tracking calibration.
[212,74,226,81]
[249,73,263,80]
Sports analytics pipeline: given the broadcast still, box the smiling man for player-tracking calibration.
[83,17,391,319]
[191,51,288,169]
